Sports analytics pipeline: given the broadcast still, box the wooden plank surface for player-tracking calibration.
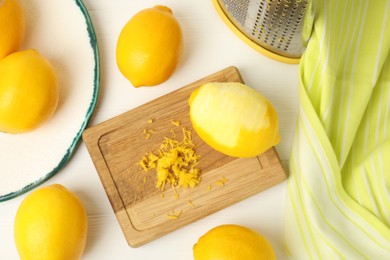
[82,66,287,247]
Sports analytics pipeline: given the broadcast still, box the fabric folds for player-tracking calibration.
[285,0,390,258]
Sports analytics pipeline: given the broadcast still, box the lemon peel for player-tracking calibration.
[193,224,276,260]
[116,5,183,87]
[14,184,88,260]
[0,49,59,133]
[0,0,25,60]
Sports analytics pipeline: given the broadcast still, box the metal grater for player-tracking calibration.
[215,0,310,62]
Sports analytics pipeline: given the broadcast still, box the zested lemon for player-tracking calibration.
[189,82,280,158]
[0,49,59,134]
[116,5,183,87]
[193,224,276,260]
[0,0,25,60]
[14,184,88,260]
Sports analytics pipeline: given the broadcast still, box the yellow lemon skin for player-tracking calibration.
[14,184,88,260]
[116,5,183,87]
[0,49,59,134]
[193,224,276,260]
[189,82,280,158]
[0,0,25,60]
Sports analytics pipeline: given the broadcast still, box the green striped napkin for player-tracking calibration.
[285,0,390,258]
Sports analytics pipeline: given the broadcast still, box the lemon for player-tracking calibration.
[193,224,276,260]
[116,5,183,87]
[0,49,59,134]
[189,82,280,158]
[0,0,25,60]
[14,184,88,260]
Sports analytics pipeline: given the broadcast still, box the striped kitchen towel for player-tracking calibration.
[285,0,390,258]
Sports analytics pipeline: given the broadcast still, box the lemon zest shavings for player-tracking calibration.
[167,210,182,219]
[143,128,156,140]
[171,120,180,126]
[138,127,201,191]
[142,129,150,139]
[170,129,176,138]
[216,176,229,187]
[216,180,224,187]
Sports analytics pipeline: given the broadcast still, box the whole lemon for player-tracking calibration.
[116,5,183,87]
[0,49,59,134]
[0,0,25,60]
[193,224,276,260]
[14,184,88,260]
[189,82,280,158]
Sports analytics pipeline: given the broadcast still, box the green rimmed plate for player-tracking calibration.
[0,0,99,201]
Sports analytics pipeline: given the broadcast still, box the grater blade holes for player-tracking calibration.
[219,0,309,58]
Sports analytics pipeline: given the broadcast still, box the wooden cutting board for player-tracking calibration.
[82,66,287,247]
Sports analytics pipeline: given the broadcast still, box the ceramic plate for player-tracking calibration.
[0,0,99,201]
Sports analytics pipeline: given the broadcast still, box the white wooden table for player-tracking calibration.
[0,0,299,259]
